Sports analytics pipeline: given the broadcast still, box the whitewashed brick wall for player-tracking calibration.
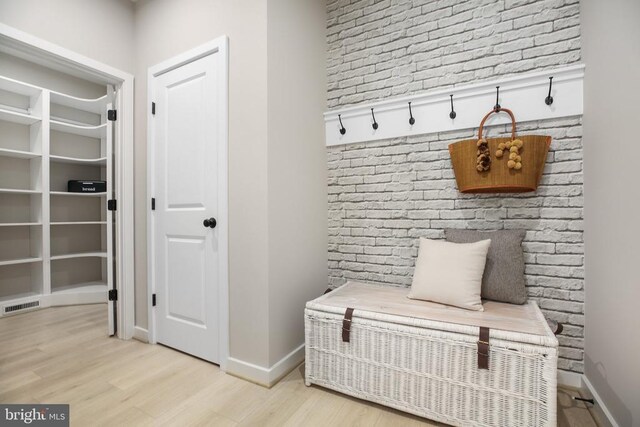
[326,0,584,374]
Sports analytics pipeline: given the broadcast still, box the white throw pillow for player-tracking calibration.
[409,238,491,311]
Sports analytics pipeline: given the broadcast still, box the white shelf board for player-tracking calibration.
[0,256,43,267]
[50,221,106,226]
[0,188,41,195]
[48,281,107,306]
[50,92,108,115]
[0,75,42,98]
[50,119,106,138]
[51,281,107,294]
[0,291,40,304]
[0,222,42,227]
[50,251,107,260]
[0,108,41,126]
[50,191,106,197]
[50,115,102,128]
[49,155,106,166]
[0,148,41,159]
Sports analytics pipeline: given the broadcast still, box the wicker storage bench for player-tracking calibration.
[305,282,558,427]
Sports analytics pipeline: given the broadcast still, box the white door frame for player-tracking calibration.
[147,37,229,370]
[0,23,136,339]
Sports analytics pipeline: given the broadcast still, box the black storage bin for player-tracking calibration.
[67,180,106,193]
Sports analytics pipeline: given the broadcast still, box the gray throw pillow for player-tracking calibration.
[444,229,527,304]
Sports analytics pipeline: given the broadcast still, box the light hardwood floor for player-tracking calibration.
[0,305,598,426]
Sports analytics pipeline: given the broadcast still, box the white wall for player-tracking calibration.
[0,0,135,74]
[581,0,640,426]
[133,0,271,367]
[266,0,327,366]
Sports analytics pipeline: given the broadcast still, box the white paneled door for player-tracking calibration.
[151,53,221,364]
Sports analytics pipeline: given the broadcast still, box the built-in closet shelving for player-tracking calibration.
[0,75,113,313]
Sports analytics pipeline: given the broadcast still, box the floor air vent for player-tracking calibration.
[4,300,40,314]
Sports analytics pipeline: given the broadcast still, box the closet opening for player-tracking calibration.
[0,24,134,338]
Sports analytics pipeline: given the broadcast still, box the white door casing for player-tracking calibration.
[105,95,115,336]
[148,38,229,367]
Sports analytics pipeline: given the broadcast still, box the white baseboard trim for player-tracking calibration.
[581,375,619,427]
[132,326,149,343]
[557,369,582,388]
[226,343,305,388]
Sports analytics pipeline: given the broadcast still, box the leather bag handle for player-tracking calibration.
[478,108,517,141]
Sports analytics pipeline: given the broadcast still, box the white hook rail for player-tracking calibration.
[324,64,584,147]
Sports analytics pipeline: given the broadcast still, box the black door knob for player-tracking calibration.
[203,217,217,229]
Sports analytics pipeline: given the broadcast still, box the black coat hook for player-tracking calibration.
[449,94,456,119]
[370,108,378,130]
[545,77,554,105]
[494,86,501,111]
[408,102,415,125]
[338,114,346,135]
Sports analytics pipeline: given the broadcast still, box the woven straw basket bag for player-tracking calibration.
[449,108,551,193]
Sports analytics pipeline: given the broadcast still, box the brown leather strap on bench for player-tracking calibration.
[342,307,354,342]
[477,326,490,369]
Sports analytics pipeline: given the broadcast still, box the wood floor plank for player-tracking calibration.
[75,405,155,427]
[203,379,271,423]
[107,345,191,390]
[0,370,41,394]
[330,396,385,426]
[238,368,314,427]
[375,408,443,427]
[557,387,599,427]
[0,305,598,427]
[132,362,228,418]
[152,380,240,427]
[238,386,310,427]
[281,383,348,427]
[156,407,237,427]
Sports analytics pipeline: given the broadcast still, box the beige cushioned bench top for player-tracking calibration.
[313,281,552,337]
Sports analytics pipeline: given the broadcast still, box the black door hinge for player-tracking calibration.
[108,289,118,301]
[107,199,117,211]
[152,294,157,307]
[151,198,155,210]
[107,110,117,121]
[152,102,156,115]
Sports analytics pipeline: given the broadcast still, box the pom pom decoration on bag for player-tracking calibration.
[476,138,491,172]
[448,108,551,193]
